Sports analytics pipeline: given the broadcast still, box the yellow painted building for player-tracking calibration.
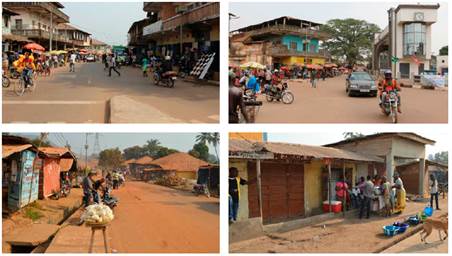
[280,56,326,66]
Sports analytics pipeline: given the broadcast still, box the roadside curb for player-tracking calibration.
[183,77,219,86]
[108,95,182,123]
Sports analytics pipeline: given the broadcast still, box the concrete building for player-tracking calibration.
[229,16,330,68]
[373,4,440,80]
[141,2,219,59]
[3,2,70,51]
[89,38,110,55]
[55,23,91,49]
[2,7,30,52]
[325,133,435,196]
[435,55,448,75]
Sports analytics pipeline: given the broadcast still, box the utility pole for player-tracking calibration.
[85,133,89,170]
[49,11,53,51]
[93,133,101,156]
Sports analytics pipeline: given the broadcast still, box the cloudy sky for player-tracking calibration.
[62,2,146,46]
[268,131,448,155]
[230,2,448,54]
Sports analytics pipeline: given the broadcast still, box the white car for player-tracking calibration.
[85,55,95,62]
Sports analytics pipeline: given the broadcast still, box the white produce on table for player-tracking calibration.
[81,203,114,224]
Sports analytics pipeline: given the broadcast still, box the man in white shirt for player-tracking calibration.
[69,52,77,72]
[429,174,440,210]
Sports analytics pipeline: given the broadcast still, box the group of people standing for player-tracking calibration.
[337,171,441,220]
[82,170,125,207]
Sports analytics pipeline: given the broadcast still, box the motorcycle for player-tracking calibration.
[153,70,177,88]
[265,82,294,104]
[102,186,119,209]
[381,89,399,123]
[9,67,20,79]
[193,184,210,197]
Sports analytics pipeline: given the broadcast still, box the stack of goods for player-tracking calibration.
[81,203,115,225]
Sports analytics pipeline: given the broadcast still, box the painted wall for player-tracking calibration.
[281,35,319,53]
[42,158,61,198]
[280,56,326,65]
[303,159,323,216]
[229,132,263,142]
[229,159,249,221]
[176,171,196,180]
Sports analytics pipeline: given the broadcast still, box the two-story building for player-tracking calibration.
[127,18,151,58]
[89,38,110,55]
[141,2,219,58]
[56,23,91,49]
[2,7,30,52]
[373,4,440,79]
[230,16,330,68]
[3,2,71,51]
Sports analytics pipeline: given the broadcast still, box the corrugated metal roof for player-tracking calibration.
[38,147,74,159]
[324,133,435,147]
[229,139,382,162]
[2,144,35,159]
[60,158,74,172]
[134,156,154,165]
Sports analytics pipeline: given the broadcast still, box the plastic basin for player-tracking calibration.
[383,225,399,236]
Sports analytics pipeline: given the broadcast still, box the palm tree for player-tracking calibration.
[196,133,220,163]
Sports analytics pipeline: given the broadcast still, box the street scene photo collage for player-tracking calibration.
[0,0,450,254]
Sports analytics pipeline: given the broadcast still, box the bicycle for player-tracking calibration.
[15,69,36,96]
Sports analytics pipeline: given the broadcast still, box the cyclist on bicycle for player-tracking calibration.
[13,50,35,88]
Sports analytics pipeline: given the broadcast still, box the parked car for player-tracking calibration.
[345,71,377,97]
[85,55,96,62]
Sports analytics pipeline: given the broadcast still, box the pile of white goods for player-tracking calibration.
[421,74,447,87]
[81,203,115,225]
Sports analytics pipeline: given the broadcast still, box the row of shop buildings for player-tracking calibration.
[2,135,77,212]
[229,132,447,228]
[2,2,109,53]
[127,2,220,80]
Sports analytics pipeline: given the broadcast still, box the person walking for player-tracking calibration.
[392,172,406,214]
[429,174,440,210]
[381,176,392,217]
[359,175,374,219]
[108,55,120,77]
[310,69,317,88]
[69,52,76,72]
[142,56,149,77]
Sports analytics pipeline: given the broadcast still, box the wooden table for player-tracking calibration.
[87,223,109,253]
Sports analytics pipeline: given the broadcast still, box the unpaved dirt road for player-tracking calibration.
[253,75,448,123]
[230,199,447,253]
[108,181,219,253]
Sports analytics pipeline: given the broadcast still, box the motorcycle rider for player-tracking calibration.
[13,50,35,88]
[161,55,173,77]
[378,70,402,113]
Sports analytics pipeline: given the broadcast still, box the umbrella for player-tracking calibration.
[240,61,266,70]
[49,50,67,55]
[23,43,45,52]
[306,64,323,70]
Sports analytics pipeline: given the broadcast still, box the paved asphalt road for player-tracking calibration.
[252,76,448,123]
[107,181,219,253]
[2,62,219,123]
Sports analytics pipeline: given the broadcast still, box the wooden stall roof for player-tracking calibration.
[38,147,75,159]
[59,158,74,172]
[229,139,383,162]
[150,152,209,172]
[2,144,36,159]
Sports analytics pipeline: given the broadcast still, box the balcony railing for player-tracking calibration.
[2,2,69,23]
[162,2,219,31]
[270,44,330,58]
[11,28,72,43]
[248,24,328,40]
[143,20,163,36]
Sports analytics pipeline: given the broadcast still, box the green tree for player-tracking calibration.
[143,139,161,158]
[428,151,448,165]
[196,133,220,163]
[343,132,365,140]
[98,148,123,172]
[439,45,448,56]
[321,19,381,66]
[155,147,179,159]
[189,142,210,162]
[30,138,52,147]
[123,145,146,160]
